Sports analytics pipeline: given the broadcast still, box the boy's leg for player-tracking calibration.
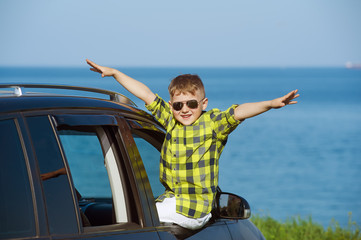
[156,196,212,230]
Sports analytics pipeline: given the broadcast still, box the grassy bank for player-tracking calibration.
[251,213,360,240]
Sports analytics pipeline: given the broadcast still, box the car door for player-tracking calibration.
[23,112,165,240]
[0,115,40,240]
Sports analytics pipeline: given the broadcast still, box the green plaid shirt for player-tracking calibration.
[146,94,242,218]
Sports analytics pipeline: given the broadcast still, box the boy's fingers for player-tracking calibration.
[285,91,299,101]
[286,89,298,97]
[86,59,94,64]
[288,90,298,97]
[283,91,294,100]
[288,94,300,102]
[86,59,93,66]
[86,58,103,73]
[86,59,99,69]
[89,67,103,74]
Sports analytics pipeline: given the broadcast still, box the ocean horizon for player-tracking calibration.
[1,66,360,228]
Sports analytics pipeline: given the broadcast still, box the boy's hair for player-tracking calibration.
[168,74,205,98]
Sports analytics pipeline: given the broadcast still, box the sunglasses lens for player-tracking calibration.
[187,100,199,109]
[172,102,183,111]
[172,99,201,111]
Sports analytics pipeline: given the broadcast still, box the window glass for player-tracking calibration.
[59,130,112,198]
[58,126,128,227]
[26,116,78,235]
[133,135,164,198]
[0,119,36,239]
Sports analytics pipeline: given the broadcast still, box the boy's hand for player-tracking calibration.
[86,59,117,77]
[86,58,156,105]
[235,89,300,120]
[270,90,299,109]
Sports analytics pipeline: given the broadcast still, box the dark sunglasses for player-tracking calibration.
[172,99,204,111]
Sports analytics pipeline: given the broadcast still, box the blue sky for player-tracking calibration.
[0,0,360,67]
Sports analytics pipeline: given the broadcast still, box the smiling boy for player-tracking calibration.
[86,59,299,230]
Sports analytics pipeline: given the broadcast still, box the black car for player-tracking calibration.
[0,84,265,240]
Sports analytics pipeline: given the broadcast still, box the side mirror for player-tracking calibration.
[215,192,251,219]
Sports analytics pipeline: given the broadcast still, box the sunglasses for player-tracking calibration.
[172,99,204,111]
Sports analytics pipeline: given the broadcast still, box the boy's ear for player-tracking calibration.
[168,101,173,110]
[202,98,208,110]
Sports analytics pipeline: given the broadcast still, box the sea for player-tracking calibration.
[1,66,360,228]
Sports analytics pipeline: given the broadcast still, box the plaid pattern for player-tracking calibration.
[146,94,242,218]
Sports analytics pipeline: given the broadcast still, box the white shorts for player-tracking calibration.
[156,197,212,230]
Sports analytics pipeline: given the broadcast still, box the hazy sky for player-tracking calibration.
[1,0,360,67]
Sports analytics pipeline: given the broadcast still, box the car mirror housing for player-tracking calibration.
[216,192,251,219]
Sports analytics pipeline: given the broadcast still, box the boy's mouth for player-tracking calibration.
[181,114,192,119]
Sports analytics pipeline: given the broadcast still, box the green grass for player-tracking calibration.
[251,212,360,240]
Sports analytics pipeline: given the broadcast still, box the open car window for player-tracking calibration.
[55,115,135,230]
[132,135,164,198]
[58,127,128,226]
[127,120,165,199]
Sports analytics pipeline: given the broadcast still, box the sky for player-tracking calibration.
[0,0,360,67]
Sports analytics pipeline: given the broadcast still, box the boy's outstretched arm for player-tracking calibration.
[86,59,156,105]
[234,90,299,121]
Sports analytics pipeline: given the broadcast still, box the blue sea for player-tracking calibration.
[1,67,361,228]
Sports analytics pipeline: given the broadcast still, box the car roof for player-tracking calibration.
[0,84,152,121]
[0,84,135,104]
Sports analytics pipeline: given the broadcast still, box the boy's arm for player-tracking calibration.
[234,90,299,121]
[86,59,156,105]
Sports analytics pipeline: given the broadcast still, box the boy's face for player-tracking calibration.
[169,90,208,126]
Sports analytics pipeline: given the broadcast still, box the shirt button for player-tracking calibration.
[175,182,178,184]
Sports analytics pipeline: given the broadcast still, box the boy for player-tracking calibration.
[86,59,299,230]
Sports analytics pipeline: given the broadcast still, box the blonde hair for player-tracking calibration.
[168,74,205,98]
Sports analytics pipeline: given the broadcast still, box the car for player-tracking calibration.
[0,84,265,240]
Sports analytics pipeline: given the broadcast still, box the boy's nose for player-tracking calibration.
[181,104,190,112]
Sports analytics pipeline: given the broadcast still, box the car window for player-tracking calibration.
[59,130,112,198]
[57,123,130,229]
[132,136,164,198]
[128,120,165,199]
[26,116,78,235]
[0,119,36,239]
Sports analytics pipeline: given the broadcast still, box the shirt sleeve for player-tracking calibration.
[145,94,172,128]
[210,104,242,140]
